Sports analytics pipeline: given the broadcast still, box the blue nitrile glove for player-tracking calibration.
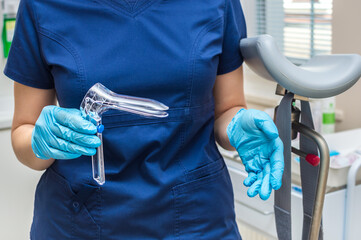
[227,109,284,200]
[31,106,101,160]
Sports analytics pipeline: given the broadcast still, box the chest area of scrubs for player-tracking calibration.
[35,0,227,109]
[28,2,241,238]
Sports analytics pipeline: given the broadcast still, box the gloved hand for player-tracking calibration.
[32,106,101,160]
[227,109,284,200]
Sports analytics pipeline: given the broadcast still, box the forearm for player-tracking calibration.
[214,106,245,150]
[213,66,246,150]
[11,124,54,171]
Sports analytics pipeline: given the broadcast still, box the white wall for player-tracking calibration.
[0,129,42,240]
[333,0,361,131]
[0,2,42,238]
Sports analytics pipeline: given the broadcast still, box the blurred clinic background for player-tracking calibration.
[1,0,361,239]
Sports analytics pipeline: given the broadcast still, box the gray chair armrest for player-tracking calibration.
[240,35,361,98]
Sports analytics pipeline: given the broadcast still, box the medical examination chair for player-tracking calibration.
[239,35,361,240]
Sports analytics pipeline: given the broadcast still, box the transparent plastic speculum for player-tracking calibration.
[80,83,169,185]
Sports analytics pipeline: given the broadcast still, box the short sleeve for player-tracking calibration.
[4,0,54,89]
[217,0,247,75]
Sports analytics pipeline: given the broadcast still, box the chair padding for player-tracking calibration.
[240,35,361,98]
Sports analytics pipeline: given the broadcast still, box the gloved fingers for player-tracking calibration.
[32,139,82,160]
[243,153,266,173]
[259,163,272,200]
[52,107,97,134]
[270,137,284,190]
[253,111,279,140]
[243,172,257,187]
[247,172,263,198]
[51,123,101,148]
[44,146,82,160]
[47,134,97,156]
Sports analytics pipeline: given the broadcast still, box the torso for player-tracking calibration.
[30,0,240,239]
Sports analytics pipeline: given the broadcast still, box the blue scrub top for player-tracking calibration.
[5,0,247,239]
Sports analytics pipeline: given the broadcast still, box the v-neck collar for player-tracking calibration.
[124,0,138,11]
[96,0,160,17]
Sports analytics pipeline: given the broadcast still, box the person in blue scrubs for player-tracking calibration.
[6,0,284,239]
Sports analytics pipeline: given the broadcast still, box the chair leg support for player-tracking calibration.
[292,122,330,240]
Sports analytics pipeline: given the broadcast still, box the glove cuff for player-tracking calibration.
[226,108,246,148]
[31,126,50,160]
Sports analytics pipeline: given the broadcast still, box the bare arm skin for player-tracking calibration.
[214,66,247,150]
[11,82,57,170]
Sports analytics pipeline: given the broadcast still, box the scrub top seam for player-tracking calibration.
[94,0,133,18]
[175,13,222,186]
[37,27,87,96]
[133,0,141,10]
[173,122,188,186]
[27,0,54,80]
[123,0,140,11]
[114,0,157,16]
[122,0,133,10]
[174,15,225,184]
[94,0,160,18]
[173,162,225,194]
[217,0,245,75]
[187,17,223,109]
[217,56,244,75]
[223,0,228,41]
[4,67,54,89]
[181,17,223,184]
[217,0,229,73]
